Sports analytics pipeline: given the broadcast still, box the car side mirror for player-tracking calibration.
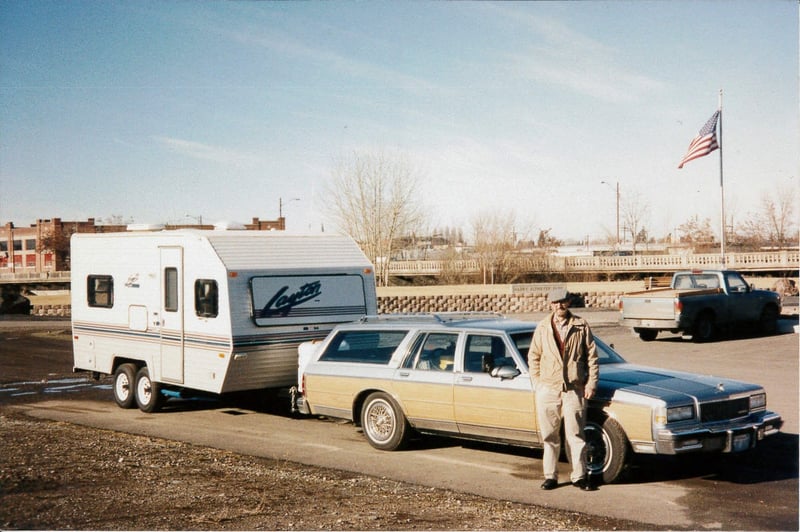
[490,365,521,380]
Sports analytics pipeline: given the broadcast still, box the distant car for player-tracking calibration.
[293,313,783,484]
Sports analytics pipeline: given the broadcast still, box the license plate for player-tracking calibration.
[733,433,751,452]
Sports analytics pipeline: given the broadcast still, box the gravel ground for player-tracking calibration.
[0,324,663,531]
[0,412,659,531]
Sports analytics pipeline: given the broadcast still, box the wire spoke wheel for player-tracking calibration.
[361,392,409,451]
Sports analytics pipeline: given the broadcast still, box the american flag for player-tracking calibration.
[678,110,720,169]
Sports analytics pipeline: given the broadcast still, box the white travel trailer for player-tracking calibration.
[71,229,377,412]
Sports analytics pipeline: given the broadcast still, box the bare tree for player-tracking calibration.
[325,150,425,286]
[759,182,797,248]
[736,181,798,250]
[677,215,716,247]
[470,211,529,284]
[438,246,472,285]
[620,189,649,254]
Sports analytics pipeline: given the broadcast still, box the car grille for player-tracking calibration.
[700,397,750,422]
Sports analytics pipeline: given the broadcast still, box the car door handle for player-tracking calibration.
[398,371,410,377]
[459,376,473,382]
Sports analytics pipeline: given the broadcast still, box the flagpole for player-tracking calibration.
[718,89,725,267]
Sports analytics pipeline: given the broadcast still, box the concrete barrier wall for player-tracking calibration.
[26,289,622,317]
[19,277,795,318]
[31,304,71,317]
[377,289,624,314]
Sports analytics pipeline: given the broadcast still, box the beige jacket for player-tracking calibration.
[527,311,599,395]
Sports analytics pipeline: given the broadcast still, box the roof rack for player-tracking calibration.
[359,312,505,324]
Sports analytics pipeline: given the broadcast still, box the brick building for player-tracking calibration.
[0,216,285,275]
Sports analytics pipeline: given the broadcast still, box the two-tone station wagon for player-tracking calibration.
[293,313,782,483]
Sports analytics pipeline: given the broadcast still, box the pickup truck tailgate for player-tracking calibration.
[621,289,679,320]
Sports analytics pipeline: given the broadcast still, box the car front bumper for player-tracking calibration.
[653,411,783,455]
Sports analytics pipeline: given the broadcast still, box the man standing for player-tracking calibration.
[528,288,599,491]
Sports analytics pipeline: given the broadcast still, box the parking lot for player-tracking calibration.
[1,313,798,530]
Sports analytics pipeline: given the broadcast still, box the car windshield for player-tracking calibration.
[594,337,626,364]
[509,330,625,369]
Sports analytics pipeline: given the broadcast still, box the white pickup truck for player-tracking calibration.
[620,270,782,342]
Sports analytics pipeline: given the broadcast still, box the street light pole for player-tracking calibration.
[279,197,301,218]
[185,214,203,226]
[601,181,620,247]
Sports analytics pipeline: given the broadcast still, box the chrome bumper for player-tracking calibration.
[620,317,681,330]
[654,411,783,455]
[289,386,311,416]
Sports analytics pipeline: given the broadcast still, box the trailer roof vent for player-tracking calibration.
[126,223,165,232]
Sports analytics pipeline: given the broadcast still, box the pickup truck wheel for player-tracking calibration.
[584,415,629,484]
[636,329,658,342]
[361,392,410,451]
[113,363,138,409]
[693,313,716,343]
[759,306,779,336]
[134,366,164,413]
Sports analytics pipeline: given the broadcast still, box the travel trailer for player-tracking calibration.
[71,228,377,412]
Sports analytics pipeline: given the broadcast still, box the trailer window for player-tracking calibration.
[87,275,114,308]
[194,279,218,318]
[164,267,179,312]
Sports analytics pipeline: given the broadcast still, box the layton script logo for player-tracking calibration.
[262,281,322,317]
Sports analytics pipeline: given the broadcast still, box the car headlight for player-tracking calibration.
[654,404,695,425]
[667,405,695,423]
[749,393,766,411]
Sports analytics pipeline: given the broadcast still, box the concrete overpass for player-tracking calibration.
[387,250,799,277]
[0,250,797,289]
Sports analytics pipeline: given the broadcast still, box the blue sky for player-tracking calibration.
[1,1,797,243]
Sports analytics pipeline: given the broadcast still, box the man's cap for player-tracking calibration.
[547,288,569,303]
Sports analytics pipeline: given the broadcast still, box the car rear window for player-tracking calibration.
[318,330,409,364]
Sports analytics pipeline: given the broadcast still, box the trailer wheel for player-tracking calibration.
[360,392,410,451]
[135,366,164,413]
[113,363,138,409]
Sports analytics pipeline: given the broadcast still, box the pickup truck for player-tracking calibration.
[620,270,782,342]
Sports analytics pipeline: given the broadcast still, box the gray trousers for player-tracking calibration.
[535,385,587,483]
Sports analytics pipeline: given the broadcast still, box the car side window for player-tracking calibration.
[464,334,517,373]
[410,333,458,372]
[726,273,748,293]
[319,330,408,364]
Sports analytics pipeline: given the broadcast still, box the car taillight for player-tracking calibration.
[674,298,683,314]
[300,373,307,395]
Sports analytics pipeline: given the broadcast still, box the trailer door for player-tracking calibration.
[160,246,184,384]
